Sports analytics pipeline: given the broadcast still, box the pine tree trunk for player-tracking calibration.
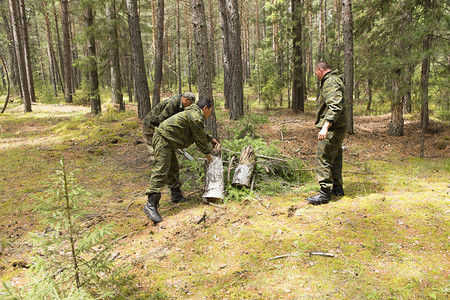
[52,0,64,86]
[342,0,354,134]
[420,0,432,131]
[291,0,305,113]
[8,0,31,112]
[71,21,80,91]
[32,11,46,86]
[318,0,324,59]
[184,3,192,91]
[227,0,244,120]
[208,0,216,79]
[366,77,372,111]
[218,0,231,109]
[176,0,182,94]
[60,0,73,103]
[43,3,58,96]
[190,0,218,138]
[1,4,18,87]
[403,66,412,114]
[126,0,151,119]
[334,0,341,70]
[152,0,164,107]
[389,74,404,136]
[84,5,101,115]
[107,0,124,111]
[255,0,261,103]
[19,0,35,103]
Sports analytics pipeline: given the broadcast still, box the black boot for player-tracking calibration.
[306,187,331,205]
[331,185,344,196]
[170,188,189,203]
[143,193,162,223]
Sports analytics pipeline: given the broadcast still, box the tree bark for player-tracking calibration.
[18,0,35,103]
[342,0,354,134]
[152,0,164,107]
[60,0,73,103]
[291,0,305,113]
[107,0,124,111]
[176,0,182,94]
[420,0,432,131]
[226,0,244,120]
[70,21,80,91]
[8,0,31,112]
[389,73,404,136]
[255,0,261,103]
[42,1,58,96]
[52,0,65,92]
[218,0,231,109]
[208,0,216,79]
[184,3,192,91]
[190,0,218,138]
[0,3,18,88]
[403,66,412,113]
[84,5,101,115]
[126,0,151,119]
[366,77,372,111]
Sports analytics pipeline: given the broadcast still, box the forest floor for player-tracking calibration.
[0,100,449,299]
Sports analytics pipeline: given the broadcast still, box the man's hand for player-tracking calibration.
[206,153,213,163]
[318,121,331,140]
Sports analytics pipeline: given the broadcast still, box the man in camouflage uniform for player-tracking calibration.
[143,98,219,223]
[142,92,196,161]
[307,61,347,205]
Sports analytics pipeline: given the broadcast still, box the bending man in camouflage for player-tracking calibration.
[307,61,347,205]
[144,98,219,223]
[142,92,196,161]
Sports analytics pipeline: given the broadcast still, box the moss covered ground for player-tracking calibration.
[0,99,448,299]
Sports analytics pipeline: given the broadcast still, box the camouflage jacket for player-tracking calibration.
[155,104,213,154]
[143,94,184,128]
[315,70,347,129]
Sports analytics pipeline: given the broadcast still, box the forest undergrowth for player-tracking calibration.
[0,100,448,299]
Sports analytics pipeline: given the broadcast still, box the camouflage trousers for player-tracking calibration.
[145,132,181,195]
[315,126,346,190]
[142,124,155,162]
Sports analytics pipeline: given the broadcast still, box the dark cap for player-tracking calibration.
[182,92,196,102]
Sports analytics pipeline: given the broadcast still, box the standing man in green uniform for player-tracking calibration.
[142,92,196,162]
[144,98,219,223]
[307,61,347,205]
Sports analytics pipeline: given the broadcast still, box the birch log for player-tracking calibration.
[203,144,225,202]
[232,145,256,187]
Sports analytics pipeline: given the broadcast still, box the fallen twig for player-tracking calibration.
[201,198,224,209]
[254,192,270,210]
[126,200,135,212]
[278,129,284,141]
[194,211,207,224]
[309,252,335,258]
[267,254,292,260]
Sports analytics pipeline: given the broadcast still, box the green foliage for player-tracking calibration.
[2,158,132,299]
[222,136,309,199]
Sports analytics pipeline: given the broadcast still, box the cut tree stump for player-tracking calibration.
[232,145,256,188]
[203,144,225,202]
